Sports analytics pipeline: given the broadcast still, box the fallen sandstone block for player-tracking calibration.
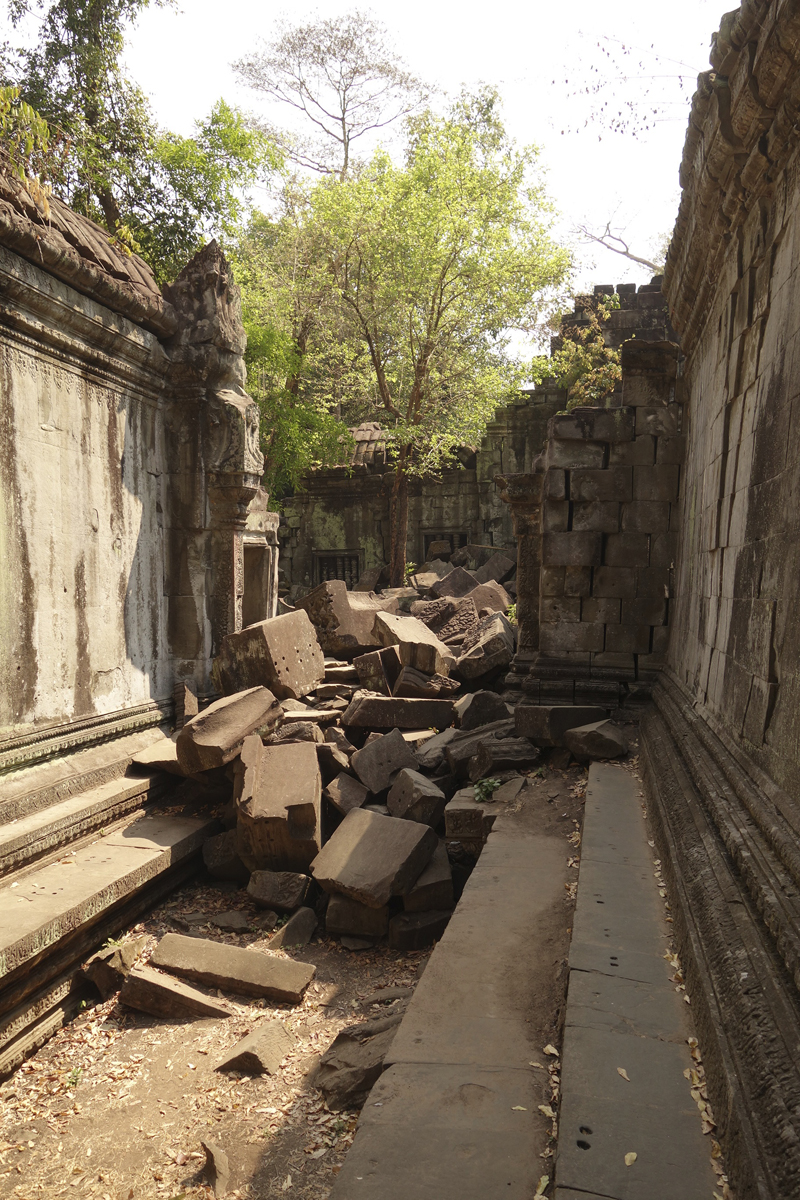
[317,742,351,784]
[468,737,541,781]
[403,841,454,912]
[315,1017,401,1110]
[295,579,398,656]
[269,721,325,744]
[444,719,516,777]
[213,609,324,700]
[389,909,452,951]
[454,690,512,731]
[430,566,479,598]
[311,808,437,908]
[235,737,322,873]
[353,646,403,695]
[326,893,390,938]
[410,595,475,633]
[562,719,629,760]
[176,687,281,774]
[515,705,608,746]
[247,869,310,912]
[324,772,371,815]
[83,936,148,1000]
[387,769,447,826]
[474,550,516,585]
[203,830,250,884]
[469,580,512,614]
[392,667,460,699]
[372,611,456,676]
[269,907,317,948]
[151,932,315,1002]
[120,963,231,1020]
[415,727,460,773]
[215,1021,293,1075]
[342,693,455,730]
[131,732,186,775]
[201,1140,230,1199]
[455,613,515,681]
[350,728,419,793]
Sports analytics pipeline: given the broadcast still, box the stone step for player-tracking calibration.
[0,809,215,1076]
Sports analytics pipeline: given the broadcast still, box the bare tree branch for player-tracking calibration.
[576,221,660,273]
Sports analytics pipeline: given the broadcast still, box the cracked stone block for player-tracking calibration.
[324,772,371,816]
[403,841,454,912]
[213,609,324,700]
[215,1021,293,1075]
[350,728,419,793]
[203,829,250,883]
[454,690,512,731]
[342,693,456,730]
[387,769,447,826]
[295,579,399,656]
[515,705,607,747]
[389,910,452,950]
[562,719,629,760]
[235,737,322,873]
[311,808,437,908]
[176,687,282,774]
[326,893,390,937]
[247,869,310,911]
[151,932,315,1002]
[373,611,456,676]
[120,964,231,1021]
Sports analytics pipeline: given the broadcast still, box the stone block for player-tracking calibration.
[235,737,322,873]
[353,646,403,696]
[213,610,324,700]
[608,435,656,466]
[271,721,325,745]
[247,869,310,912]
[591,652,636,677]
[592,567,637,598]
[295,580,398,656]
[444,789,488,839]
[83,937,147,1000]
[652,625,671,654]
[131,733,186,775]
[604,624,651,654]
[581,597,621,623]
[150,933,315,1002]
[564,567,593,597]
[342,693,455,730]
[562,719,628,759]
[539,622,605,653]
[269,907,317,949]
[541,567,566,597]
[214,1022,293,1074]
[546,468,566,500]
[515,704,607,746]
[468,737,541,781]
[415,727,460,773]
[410,596,476,634]
[120,964,231,1021]
[468,581,512,614]
[541,597,582,624]
[455,613,515,680]
[635,405,681,438]
[324,772,370,816]
[571,502,621,533]
[474,551,516,584]
[353,565,387,592]
[325,664,360,684]
[391,668,459,699]
[649,532,678,567]
[635,566,670,599]
[325,726,357,755]
[622,597,668,625]
[373,611,456,676]
[656,435,686,464]
[604,533,650,567]
[177,688,281,774]
[622,372,673,406]
[315,1019,400,1110]
[550,407,635,442]
[543,500,570,532]
[570,467,633,503]
[326,893,390,937]
[429,567,479,599]
[403,841,454,912]
[443,720,516,777]
[632,464,681,502]
[311,808,437,907]
[389,910,451,951]
[542,533,602,567]
[621,501,671,533]
[548,441,605,469]
[453,690,511,730]
[351,728,419,792]
[316,741,351,784]
[203,830,250,884]
[387,770,447,826]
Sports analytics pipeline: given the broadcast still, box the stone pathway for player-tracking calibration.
[556,762,716,1200]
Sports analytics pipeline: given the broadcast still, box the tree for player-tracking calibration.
[1,0,279,281]
[303,89,571,584]
[532,293,622,408]
[234,10,426,178]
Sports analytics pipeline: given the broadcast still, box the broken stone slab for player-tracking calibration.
[409,595,474,633]
[247,869,310,912]
[429,566,479,599]
[176,688,281,774]
[468,737,541,782]
[455,613,515,681]
[212,609,324,700]
[443,719,516,778]
[353,565,388,592]
[562,719,629,760]
[373,611,456,676]
[353,645,403,696]
[492,776,526,805]
[324,772,371,816]
[444,788,498,841]
[120,963,232,1021]
[269,907,317,949]
[514,705,608,747]
[379,587,421,612]
[174,680,199,729]
[279,705,341,724]
[350,728,419,793]
[389,910,452,951]
[454,690,512,731]
[342,693,455,731]
[403,841,454,912]
[269,721,325,744]
[311,808,437,908]
[326,893,390,938]
[130,732,187,775]
[325,726,357,756]
[211,911,252,933]
[235,737,322,873]
[314,682,355,701]
[450,543,499,570]
[83,936,148,1000]
[315,1019,400,1110]
[340,936,375,951]
[215,1021,293,1075]
[201,1140,231,1199]
[325,663,360,684]
[295,579,398,656]
[436,600,481,644]
[317,742,351,785]
[387,770,447,827]
[203,830,250,884]
[415,727,460,773]
[392,667,460,699]
[252,911,278,933]
[401,729,436,748]
[474,550,516,585]
[150,933,315,1002]
[364,803,390,815]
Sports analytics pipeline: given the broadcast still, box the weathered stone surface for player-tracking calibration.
[468,737,541,781]
[120,963,231,1020]
[176,688,281,774]
[269,907,317,948]
[235,737,322,873]
[342,692,455,730]
[316,1019,400,1109]
[474,551,516,585]
[311,808,437,908]
[247,869,310,912]
[444,789,492,840]
[444,719,516,777]
[295,580,397,656]
[84,936,148,1000]
[350,728,418,793]
[387,770,447,827]
[353,646,403,695]
[562,719,628,760]
[373,612,456,676]
[324,771,371,815]
[211,910,252,933]
[213,610,324,700]
[515,705,608,747]
[131,733,187,775]
[317,742,351,784]
[389,910,451,951]
[270,721,325,744]
[325,726,357,756]
[409,595,475,634]
[454,690,512,731]
[455,613,515,680]
[326,893,390,937]
[324,664,360,684]
[215,1021,293,1075]
[392,668,460,699]
[353,565,386,592]
[202,829,250,883]
[429,566,479,599]
[201,1140,230,1199]
[151,933,315,1002]
[468,580,512,614]
[403,842,454,912]
[415,727,460,773]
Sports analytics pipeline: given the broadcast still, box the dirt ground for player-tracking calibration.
[0,760,591,1200]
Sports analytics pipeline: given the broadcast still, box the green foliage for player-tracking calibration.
[531,293,622,408]
[507,603,517,626]
[474,777,503,802]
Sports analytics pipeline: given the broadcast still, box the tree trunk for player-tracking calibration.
[388,466,409,587]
